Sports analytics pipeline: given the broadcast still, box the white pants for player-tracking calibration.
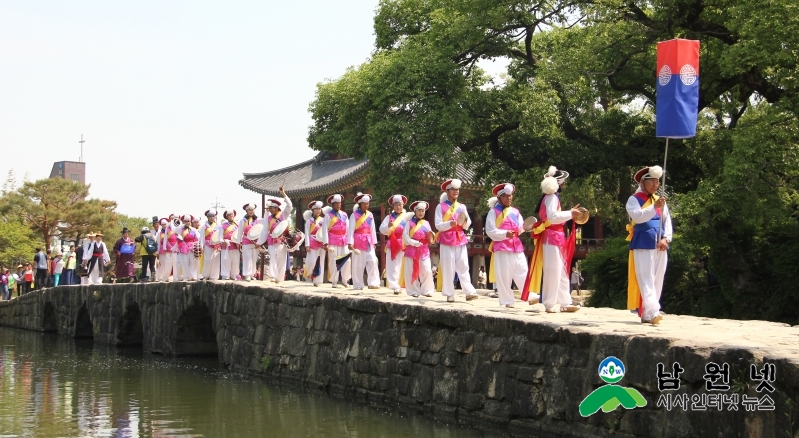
[221,248,240,280]
[352,247,379,289]
[80,276,89,285]
[241,244,259,278]
[305,247,326,285]
[87,263,103,285]
[327,245,351,286]
[439,244,476,297]
[177,253,198,280]
[633,249,668,320]
[385,250,404,290]
[404,257,434,296]
[493,251,529,306]
[202,246,221,280]
[268,244,288,283]
[542,243,572,309]
[158,252,176,281]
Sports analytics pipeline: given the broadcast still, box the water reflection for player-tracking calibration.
[0,329,501,437]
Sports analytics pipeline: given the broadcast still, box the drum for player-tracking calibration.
[427,231,436,244]
[227,228,239,242]
[209,229,222,245]
[522,216,538,232]
[456,213,468,227]
[574,207,590,225]
[285,230,305,252]
[270,220,289,239]
[314,227,323,243]
[246,223,264,241]
[192,241,203,258]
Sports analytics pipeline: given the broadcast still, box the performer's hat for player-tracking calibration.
[354,193,372,204]
[141,227,149,233]
[308,200,323,210]
[243,203,257,211]
[121,227,130,234]
[94,232,104,237]
[151,216,159,223]
[634,165,664,183]
[327,194,343,204]
[440,178,462,191]
[223,210,237,218]
[266,198,282,208]
[181,214,194,222]
[159,218,169,225]
[410,201,429,211]
[86,232,96,238]
[544,165,569,182]
[388,194,407,206]
[205,209,217,217]
[492,183,515,197]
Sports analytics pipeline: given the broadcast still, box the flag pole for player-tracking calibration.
[657,138,669,245]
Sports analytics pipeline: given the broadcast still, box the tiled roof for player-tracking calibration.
[239,152,479,198]
[239,153,369,197]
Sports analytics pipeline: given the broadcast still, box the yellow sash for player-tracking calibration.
[224,222,237,239]
[310,216,322,234]
[436,201,461,244]
[355,210,371,230]
[269,216,278,234]
[328,212,340,229]
[204,224,216,237]
[523,219,551,295]
[488,207,512,283]
[626,195,657,310]
[389,211,406,234]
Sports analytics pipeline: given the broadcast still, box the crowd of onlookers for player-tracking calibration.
[0,245,81,300]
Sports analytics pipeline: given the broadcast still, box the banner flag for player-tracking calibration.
[656,39,700,138]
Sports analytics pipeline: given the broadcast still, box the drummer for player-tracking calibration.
[402,201,435,297]
[199,210,222,281]
[261,187,293,283]
[237,204,265,282]
[485,183,529,308]
[303,201,326,287]
[379,194,408,294]
[321,194,351,288]
[348,193,380,290]
[175,214,201,281]
[534,166,582,313]
[157,217,178,282]
[435,178,479,302]
[220,210,240,280]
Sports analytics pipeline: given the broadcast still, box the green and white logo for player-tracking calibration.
[579,356,647,417]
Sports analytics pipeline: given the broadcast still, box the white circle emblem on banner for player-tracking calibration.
[680,64,697,86]
[658,65,671,86]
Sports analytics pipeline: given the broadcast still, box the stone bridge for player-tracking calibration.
[1,281,798,438]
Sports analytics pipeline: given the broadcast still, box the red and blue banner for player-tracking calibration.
[656,39,700,138]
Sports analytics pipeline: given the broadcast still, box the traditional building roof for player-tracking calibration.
[239,151,479,198]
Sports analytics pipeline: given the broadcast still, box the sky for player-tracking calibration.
[0,1,379,218]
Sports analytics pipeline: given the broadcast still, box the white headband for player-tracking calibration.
[358,194,372,203]
[497,184,514,196]
[330,195,342,203]
[310,201,323,209]
[414,201,428,211]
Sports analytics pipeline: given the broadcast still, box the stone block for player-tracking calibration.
[441,351,459,367]
[410,364,433,402]
[420,352,440,366]
[433,366,459,405]
[460,393,485,411]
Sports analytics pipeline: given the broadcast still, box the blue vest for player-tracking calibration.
[629,195,661,250]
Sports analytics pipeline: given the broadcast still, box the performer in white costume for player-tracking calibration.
[348,193,380,290]
[485,183,528,308]
[82,233,110,285]
[237,204,265,281]
[379,194,408,294]
[261,188,293,284]
[199,210,222,281]
[303,201,326,287]
[158,216,179,282]
[402,201,434,298]
[220,210,240,280]
[321,194,351,288]
[175,214,200,281]
[434,178,479,303]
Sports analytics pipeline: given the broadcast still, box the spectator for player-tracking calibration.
[33,247,48,290]
[135,226,157,282]
[15,265,24,296]
[113,228,136,282]
[7,267,16,298]
[1,268,9,300]
[53,253,64,286]
[49,250,56,287]
[63,245,77,286]
[23,263,34,294]
[477,266,487,289]
[571,267,584,295]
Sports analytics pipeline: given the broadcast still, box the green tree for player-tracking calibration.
[0,220,38,269]
[0,178,119,247]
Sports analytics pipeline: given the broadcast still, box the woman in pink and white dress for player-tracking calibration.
[347,193,379,290]
[158,216,179,282]
[261,187,293,283]
[175,214,201,281]
[321,194,351,288]
[402,201,435,298]
[236,204,265,281]
[199,210,222,280]
[220,210,240,280]
[303,201,326,286]
[379,194,408,294]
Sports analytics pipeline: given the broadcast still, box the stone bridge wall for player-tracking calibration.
[0,282,796,438]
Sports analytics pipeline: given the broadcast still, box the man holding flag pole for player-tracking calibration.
[626,38,699,324]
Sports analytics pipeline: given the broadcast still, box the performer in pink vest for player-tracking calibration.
[402,201,434,297]
[379,194,408,294]
[199,209,221,281]
[434,178,479,302]
[538,166,581,313]
[348,193,379,290]
[321,194,351,288]
[261,188,293,284]
[237,203,266,281]
[158,216,179,282]
[304,201,326,287]
[485,183,530,307]
[220,210,240,280]
[175,214,200,281]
